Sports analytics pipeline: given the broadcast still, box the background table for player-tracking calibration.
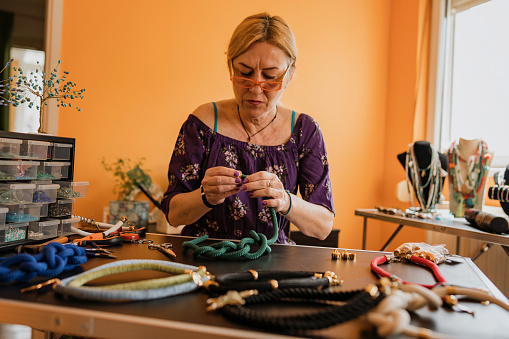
[1,233,509,338]
[355,209,509,258]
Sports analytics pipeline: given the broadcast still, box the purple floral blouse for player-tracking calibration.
[161,112,334,244]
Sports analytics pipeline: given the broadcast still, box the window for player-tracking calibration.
[433,0,509,168]
[9,48,45,133]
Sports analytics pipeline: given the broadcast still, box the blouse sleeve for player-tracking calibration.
[296,115,335,214]
[161,115,212,218]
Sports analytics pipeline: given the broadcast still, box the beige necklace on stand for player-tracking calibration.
[237,105,278,143]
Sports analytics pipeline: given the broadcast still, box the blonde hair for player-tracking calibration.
[227,13,297,73]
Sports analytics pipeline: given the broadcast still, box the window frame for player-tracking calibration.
[428,0,507,169]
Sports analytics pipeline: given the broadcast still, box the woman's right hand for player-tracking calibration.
[200,167,243,205]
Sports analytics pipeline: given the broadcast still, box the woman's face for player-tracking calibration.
[231,41,292,118]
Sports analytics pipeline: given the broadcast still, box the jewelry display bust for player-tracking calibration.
[398,141,448,213]
[447,138,492,217]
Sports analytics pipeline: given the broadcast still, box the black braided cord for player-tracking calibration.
[220,287,384,331]
[215,270,322,283]
[209,270,332,293]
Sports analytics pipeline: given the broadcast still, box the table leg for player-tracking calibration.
[380,224,404,252]
[362,217,367,250]
[502,245,509,258]
[472,243,491,261]
[456,236,461,255]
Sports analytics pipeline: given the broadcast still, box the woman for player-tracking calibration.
[161,12,334,244]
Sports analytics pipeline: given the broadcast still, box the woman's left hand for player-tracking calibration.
[241,171,289,213]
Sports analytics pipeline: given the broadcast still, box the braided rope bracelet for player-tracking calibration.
[0,242,87,283]
[214,284,385,332]
[182,174,279,260]
[51,259,209,301]
[370,255,447,289]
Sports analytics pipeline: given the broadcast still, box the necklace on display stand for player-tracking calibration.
[404,143,443,218]
[448,139,490,217]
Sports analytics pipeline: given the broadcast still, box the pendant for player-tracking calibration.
[453,192,464,217]
[465,197,474,208]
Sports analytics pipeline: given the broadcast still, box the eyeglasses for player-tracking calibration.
[231,61,292,91]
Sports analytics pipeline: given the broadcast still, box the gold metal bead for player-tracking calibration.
[202,280,219,291]
[365,284,379,297]
[269,279,279,289]
[341,251,349,260]
[249,269,259,280]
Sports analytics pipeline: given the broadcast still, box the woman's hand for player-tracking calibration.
[201,167,243,206]
[241,171,290,214]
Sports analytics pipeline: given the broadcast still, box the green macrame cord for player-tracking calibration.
[67,263,207,290]
[182,174,279,260]
[53,259,210,301]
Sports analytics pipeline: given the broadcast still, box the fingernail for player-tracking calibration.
[242,185,247,191]
[262,201,267,206]
[244,178,249,183]
[236,183,242,187]
[235,178,241,184]
[248,192,253,197]
[234,172,239,177]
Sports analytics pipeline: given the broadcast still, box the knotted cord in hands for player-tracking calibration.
[0,242,87,283]
[183,207,278,260]
[182,174,279,260]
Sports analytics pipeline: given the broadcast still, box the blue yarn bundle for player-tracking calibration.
[0,242,87,283]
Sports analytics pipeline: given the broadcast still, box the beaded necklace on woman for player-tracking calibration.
[448,139,490,216]
[404,143,443,213]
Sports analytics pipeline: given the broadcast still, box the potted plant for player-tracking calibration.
[0,58,85,133]
[101,157,151,227]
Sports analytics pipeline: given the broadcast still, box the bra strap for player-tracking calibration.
[213,102,218,132]
[291,110,295,135]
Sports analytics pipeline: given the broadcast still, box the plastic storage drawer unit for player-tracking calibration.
[28,219,60,239]
[0,207,7,227]
[0,222,29,243]
[4,203,43,223]
[51,143,73,161]
[48,199,74,217]
[0,160,39,180]
[33,183,60,203]
[0,138,22,159]
[59,217,79,236]
[20,140,50,160]
[57,181,89,199]
[38,162,71,180]
[0,183,36,204]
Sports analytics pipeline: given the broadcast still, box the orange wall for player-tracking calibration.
[59,0,426,250]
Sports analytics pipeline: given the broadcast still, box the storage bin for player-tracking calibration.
[40,202,49,218]
[57,181,88,199]
[38,162,71,180]
[28,219,60,239]
[4,203,43,223]
[33,183,60,203]
[51,143,73,161]
[59,217,79,236]
[48,199,74,217]
[0,160,39,180]
[0,138,22,159]
[20,140,50,160]
[0,183,36,204]
[0,222,29,243]
[0,207,7,228]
